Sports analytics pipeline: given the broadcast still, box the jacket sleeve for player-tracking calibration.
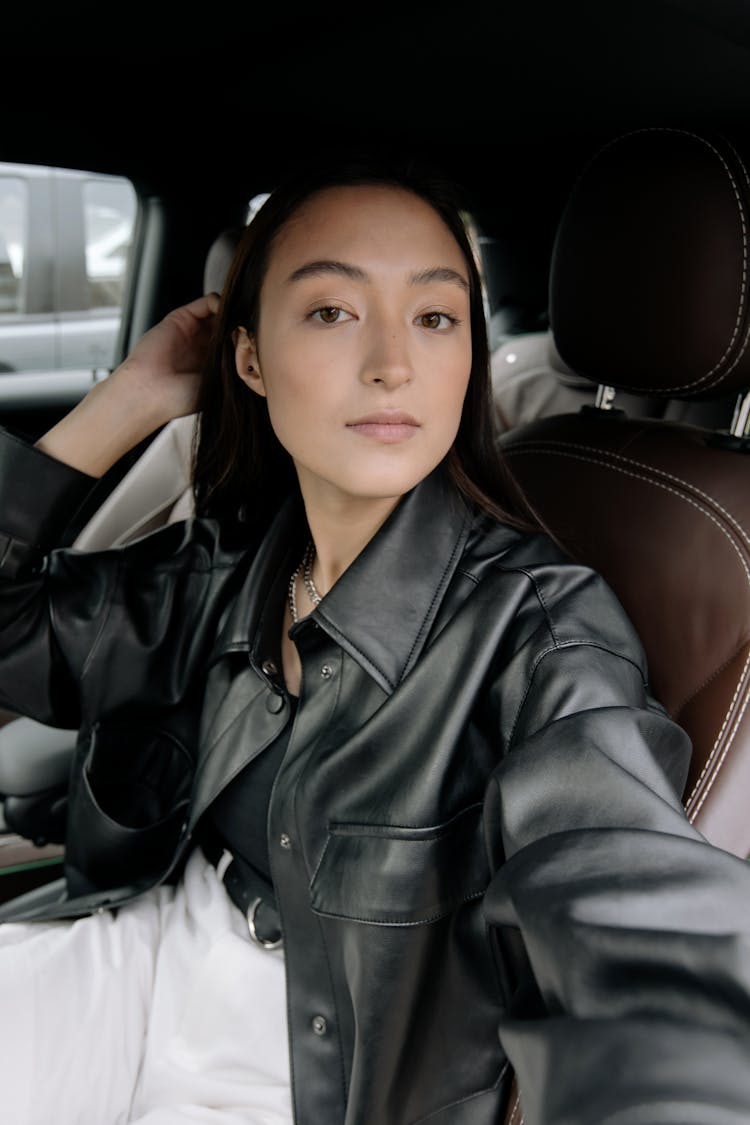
[482,570,750,1124]
[0,427,112,727]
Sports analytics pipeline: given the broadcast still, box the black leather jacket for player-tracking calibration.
[1,428,750,1125]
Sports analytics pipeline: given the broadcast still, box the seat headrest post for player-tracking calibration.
[595,385,618,411]
[730,390,750,437]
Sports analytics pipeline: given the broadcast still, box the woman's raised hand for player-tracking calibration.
[35,293,220,478]
[111,293,220,426]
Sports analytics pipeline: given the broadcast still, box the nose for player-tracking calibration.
[360,318,413,390]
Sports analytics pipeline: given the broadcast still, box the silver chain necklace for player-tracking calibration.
[288,541,322,623]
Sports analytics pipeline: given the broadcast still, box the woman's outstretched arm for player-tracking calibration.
[483,569,750,1124]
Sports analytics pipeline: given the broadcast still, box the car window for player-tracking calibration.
[0,176,24,317]
[0,163,137,410]
[84,177,137,310]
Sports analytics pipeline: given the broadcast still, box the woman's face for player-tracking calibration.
[235,184,472,508]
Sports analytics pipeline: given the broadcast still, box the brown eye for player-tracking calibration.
[316,306,341,323]
[419,312,453,329]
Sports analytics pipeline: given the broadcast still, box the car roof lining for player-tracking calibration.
[3,1,750,196]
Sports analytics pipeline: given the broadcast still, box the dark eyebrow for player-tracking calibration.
[286,259,368,284]
[286,259,470,292]
[408,266,470,292]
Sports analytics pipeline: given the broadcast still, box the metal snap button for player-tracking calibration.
[261,659,278,676]
[320,663,334,679]
[266,692,284,714]
[312,1015,328,1036]
[279,833,291,850]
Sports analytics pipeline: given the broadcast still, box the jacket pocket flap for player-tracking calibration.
[65,720,194,894]
[310,803,489,925]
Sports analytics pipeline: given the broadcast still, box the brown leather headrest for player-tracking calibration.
[550,128,750,400]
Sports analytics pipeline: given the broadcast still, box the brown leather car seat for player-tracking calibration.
[499,126,750,859]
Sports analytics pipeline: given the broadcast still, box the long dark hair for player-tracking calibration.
[193,154,539,535]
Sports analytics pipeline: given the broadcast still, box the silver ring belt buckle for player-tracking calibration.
[247,896,283,950]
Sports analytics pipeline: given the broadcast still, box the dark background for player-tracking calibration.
[6,0,750,330]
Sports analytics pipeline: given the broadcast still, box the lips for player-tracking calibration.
[346,411,420,443]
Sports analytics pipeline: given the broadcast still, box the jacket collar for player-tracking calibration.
[308,467,473,692]
[213,465,474,695]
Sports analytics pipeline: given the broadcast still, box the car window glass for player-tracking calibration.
[83,177,136,310]
[0,163,137,410]
[0,176,26,316]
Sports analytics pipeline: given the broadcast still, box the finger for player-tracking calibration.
[178,293,221,321]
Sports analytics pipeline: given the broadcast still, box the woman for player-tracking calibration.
[0,157,749,1125]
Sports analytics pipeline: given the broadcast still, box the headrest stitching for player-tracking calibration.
[560,127,749,395]
[674,644,748,721]
[504,442,750,584]
[685,649,750,818]
[515,437,750,551]
[504,441,750,811]
[508,1092,522,1125]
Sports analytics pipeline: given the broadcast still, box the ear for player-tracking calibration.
[234,326,266,398]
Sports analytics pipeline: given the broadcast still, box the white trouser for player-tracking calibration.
[0,849,293,1125]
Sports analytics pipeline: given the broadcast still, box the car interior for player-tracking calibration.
[2,7,750,1116]
[500,125,750,856]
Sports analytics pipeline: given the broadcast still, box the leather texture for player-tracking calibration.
[501,410,750,857]
[0,416,198,842]
[497,127,750,1119]
[550,128,750,400]
[500,127,750,860]
[1,431,750,1123]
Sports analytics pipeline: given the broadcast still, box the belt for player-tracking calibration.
[214,848,283,950]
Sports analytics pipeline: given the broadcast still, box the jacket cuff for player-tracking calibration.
[0,428,97,577]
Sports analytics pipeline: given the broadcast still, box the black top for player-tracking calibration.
[206,692,297,884]
[203,558,302,889]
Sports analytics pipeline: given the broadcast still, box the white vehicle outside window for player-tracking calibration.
[0,163,137,408]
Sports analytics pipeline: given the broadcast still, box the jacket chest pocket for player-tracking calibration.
[309,803,490,925]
